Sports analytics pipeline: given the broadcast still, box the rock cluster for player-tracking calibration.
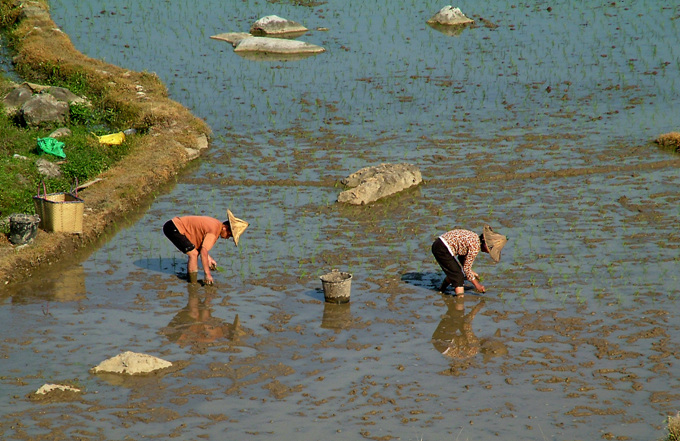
[338,163,422,205]
[211,15,324,57]
[3,82,90,127]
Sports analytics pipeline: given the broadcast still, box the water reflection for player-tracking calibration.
[431,296,484,360]
[161,283,244,348]
[426,22,470,37]
[8,264,87,304]
[320,302,352,330]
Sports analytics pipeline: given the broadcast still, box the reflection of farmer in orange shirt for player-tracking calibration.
[431,297,485,360]
[162,285,240,346]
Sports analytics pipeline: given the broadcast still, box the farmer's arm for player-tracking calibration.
[200,233,218,284]
[464,250,486,293]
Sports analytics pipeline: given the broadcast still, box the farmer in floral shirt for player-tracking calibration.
[431,225,507,296]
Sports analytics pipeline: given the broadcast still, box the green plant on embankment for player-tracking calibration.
[0,75,135,227]
[0,1,140,230]
[665,412,680,441]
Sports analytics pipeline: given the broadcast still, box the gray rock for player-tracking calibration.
[250,15,308,35]
[48,127,72,138]
[3,84,34,115]
[36,158,62,178]
[21,94,69,127]
[338,163,422,205]
[427,6,474,26]
[234,36,325,54]
[47,86,88,106]
[35,383,81,395]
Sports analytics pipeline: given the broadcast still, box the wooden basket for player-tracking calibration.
[33,192,84,233]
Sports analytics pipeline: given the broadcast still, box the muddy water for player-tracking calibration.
[2,1,679,440]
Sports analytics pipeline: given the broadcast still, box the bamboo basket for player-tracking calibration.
[33,191,84,233]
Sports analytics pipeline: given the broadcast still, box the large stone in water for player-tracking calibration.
[338,163,422,205]
[250,15,308,35]
[234,36,325,54]
[427,6,474,26]
[91,351,172,375]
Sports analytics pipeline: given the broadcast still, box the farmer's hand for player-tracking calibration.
[208,256,217,270]
[205,275,214,286]
[472,279,486,293]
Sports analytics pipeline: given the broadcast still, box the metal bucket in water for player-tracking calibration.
[320,270,352,304]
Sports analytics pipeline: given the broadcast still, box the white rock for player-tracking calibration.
[427,6,474,26]
[250,15,307,35]
[36,383,81,395]
[210,32,252,47]
[91,351,172,375]
[234,36,325,54]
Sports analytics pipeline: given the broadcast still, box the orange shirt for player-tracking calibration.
[172,216,222,252]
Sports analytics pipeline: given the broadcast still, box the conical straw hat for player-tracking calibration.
[227,209,249,247]
[482,225,507,263]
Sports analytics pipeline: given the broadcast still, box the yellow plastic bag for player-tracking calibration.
[93,131,125,145]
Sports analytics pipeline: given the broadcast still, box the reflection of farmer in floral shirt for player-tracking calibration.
[431,297,485,360]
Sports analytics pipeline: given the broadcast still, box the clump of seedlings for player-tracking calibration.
[654,132,680,152]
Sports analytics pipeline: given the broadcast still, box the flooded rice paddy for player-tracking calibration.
[2,0,680,439]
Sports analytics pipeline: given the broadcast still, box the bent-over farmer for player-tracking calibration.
[163,210,249,285]
[431,225,507,296]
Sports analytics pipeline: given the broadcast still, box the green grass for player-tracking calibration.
[0,75,132,228]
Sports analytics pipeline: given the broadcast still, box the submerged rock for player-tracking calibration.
[234,36,325,55]
[338,163,422,205]
[250,15,308,36]
[210,32,252,47]
[91,351,172,375]
[427,6,474,26]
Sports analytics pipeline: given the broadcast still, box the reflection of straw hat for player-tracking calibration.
[482,225,508,263]
[227,209,249,246]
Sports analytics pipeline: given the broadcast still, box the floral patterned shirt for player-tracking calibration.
[438,229,481,281]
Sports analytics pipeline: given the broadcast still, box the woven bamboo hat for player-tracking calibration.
[227,209,249,246]
[482,225,507,263]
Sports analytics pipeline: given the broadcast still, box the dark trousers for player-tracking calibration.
[431,237,465,288]
[163,220,196,254]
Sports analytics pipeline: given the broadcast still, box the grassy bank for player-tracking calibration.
[0,0,211,284]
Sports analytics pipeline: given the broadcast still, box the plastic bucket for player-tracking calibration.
[320,270,352,304]
[8,213,40,245]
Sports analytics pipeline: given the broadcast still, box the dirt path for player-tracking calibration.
[0,1,211,285]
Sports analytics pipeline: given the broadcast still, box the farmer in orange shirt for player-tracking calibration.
[163,210,249,285]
